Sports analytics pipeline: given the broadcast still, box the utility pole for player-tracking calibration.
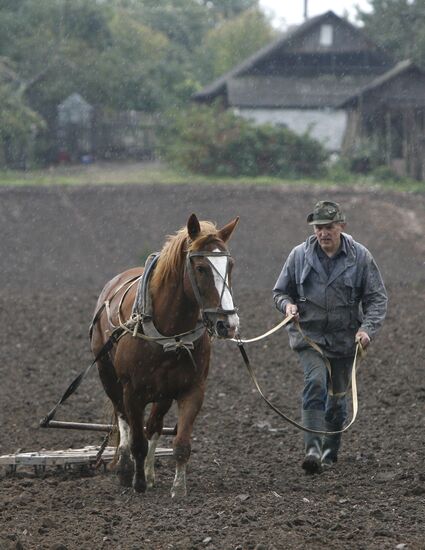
[304,0,308,20]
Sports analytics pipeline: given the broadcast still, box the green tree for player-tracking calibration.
[135,0,212,51]
[0,82,45,167]
[78,12,171,110]
[116,0,212,104]
[200,0,260,20]
[199,8,276,81]
[0,1,174,113]
[0,0,281,165]
[358,0,425,67]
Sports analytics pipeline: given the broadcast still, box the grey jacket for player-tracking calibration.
[273,233,387,357]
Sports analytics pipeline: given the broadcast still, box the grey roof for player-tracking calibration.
[193,11,388,102]
[227,75,374,109]
[339,60,421,107]
[58,93,93,111]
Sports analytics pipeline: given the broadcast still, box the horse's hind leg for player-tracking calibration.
[123,384,149,493]
[172,387,204,498]
[97,357,133,486]
[144,399,173,488]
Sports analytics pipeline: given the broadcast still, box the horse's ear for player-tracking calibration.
[218,216,239,243]
[187,213,201,240]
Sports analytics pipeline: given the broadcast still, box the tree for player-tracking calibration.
[358,0,425,67]
[200,0,260,20]
[79,12,171,111]
[198,8,276,82]
[0,82,45,167]
[0,0,282,165]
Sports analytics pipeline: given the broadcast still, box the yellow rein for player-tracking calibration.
[231,315,364,435]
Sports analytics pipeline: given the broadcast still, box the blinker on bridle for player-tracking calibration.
[185,250,237,334]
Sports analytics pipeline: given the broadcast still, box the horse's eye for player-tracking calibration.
[196,265,206,274]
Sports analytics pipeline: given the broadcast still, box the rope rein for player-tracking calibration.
[232,315,364,435]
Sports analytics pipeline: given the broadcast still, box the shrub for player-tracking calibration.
[0,84,45,168]
[159,104,328,178]
[371,165,402,182]
[347,137,386,174]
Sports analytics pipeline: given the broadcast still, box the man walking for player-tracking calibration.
[273,200,387,473]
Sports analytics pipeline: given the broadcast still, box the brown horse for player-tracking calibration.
[91,214,239,497]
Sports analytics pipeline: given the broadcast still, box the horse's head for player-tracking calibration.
[185,213,239,339]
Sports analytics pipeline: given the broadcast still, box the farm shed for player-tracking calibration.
[340,60,425,180]
[57,93,94,162]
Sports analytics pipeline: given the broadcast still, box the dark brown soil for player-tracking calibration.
[1,184,424,550]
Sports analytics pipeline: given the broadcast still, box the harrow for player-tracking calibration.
[0,421,174,475]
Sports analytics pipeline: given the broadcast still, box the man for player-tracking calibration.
[273,200,387,474]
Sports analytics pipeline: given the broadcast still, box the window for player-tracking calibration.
[320,24,333,47]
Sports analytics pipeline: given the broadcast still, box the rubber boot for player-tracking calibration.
[322,421,342,467]
[301,409,325,475]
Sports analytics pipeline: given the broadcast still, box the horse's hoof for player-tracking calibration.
[115,454,134,486]
[118,470,133,487]
[146,479,155,490]
[171,486,187,499]
[133,479,147,493]
[144,468,155,489]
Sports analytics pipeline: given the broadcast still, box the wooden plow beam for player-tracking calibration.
[41,419,177,436]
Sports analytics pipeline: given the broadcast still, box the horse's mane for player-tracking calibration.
[150,221,223,292]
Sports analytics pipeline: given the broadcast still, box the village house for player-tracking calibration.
[193,11,425,180]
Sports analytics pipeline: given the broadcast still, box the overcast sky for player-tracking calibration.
[259,0,373,28]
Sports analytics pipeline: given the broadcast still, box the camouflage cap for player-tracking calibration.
[306,200,345,225]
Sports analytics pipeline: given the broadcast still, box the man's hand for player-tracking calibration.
[286,303,299,320]
[355,330,370,349]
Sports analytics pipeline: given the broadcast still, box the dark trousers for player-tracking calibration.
[298,348,353,457]
[298,348,353,428]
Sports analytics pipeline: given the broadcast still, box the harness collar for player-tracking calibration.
[131,253,205,352]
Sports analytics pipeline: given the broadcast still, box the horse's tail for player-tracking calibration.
[110,409,121,469]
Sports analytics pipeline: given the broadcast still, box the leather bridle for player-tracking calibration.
[185,250,237,336]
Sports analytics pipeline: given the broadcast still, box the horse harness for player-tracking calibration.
[118,253,206,354]
[94,249,237,353]
[41,249,235,429]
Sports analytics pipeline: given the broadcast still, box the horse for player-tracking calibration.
[90,213,239,497]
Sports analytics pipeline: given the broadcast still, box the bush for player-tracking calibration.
[0,84,45,168]
[347,137,386,174]
[371,165,402,182]
[159,104,328,178]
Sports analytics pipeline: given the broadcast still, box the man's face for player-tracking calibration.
[314,222,346,255]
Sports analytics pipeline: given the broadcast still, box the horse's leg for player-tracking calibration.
[144,399,173,489]
[171,387,204,498]
[97,357,134,486]
[115,413,134,487]
[123,383,148,493]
